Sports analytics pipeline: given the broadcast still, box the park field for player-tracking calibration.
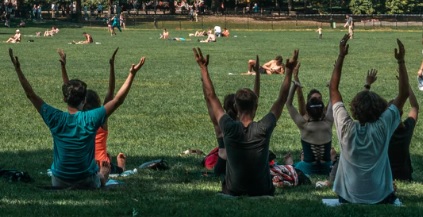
[0,24,423,216]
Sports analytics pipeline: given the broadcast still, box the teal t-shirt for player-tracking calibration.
[40,103,106,181]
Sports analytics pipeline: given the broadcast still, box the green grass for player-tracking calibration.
[1,23,423,216]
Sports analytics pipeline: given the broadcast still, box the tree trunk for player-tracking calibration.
[76,0,82,22]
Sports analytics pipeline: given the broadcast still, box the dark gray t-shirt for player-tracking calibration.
[219,113,276,196]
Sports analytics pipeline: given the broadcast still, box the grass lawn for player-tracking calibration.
[0,23,423,216]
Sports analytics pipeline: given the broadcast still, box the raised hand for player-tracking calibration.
[57,48,66,65]
[193,47,209,68]
[293,62,301,79]
[109,47,119,65]
[339,34,349,57]
[366,69,378,85]
[252,55,260,73]
[285,49,299,71]
[9,48,20,69]
[130,57,146,75]
[394,39,405,62]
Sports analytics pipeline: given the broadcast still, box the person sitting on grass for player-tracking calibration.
[199,33,216,43]
[330,34,409,204]
[286,62,333,176]
[72,32,93,44]
[58,48,127,176]
[6,29,21,43]
[417,59,423,90]
[222,28,230,37]
[244,55,284,75]
[194,47,296,196]
[202,56,261,177]
[160,28,169,39]
[9,48,145,189]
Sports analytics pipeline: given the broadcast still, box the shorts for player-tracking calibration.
[51,173,101,189]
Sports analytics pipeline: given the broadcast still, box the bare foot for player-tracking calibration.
[330,147,337,162]
[99,161,111,187]
[117,153,126,171]
[283,152,294,165]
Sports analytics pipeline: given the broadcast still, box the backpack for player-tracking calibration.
[0,169,33,183]
[202,147,219,170]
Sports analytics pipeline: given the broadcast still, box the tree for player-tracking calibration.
[385,0,418,14]
[349,0,375,14]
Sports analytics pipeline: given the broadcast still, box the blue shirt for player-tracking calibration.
[41,103,106,181]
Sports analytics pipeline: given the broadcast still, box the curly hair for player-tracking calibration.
[235,88,258,114]
[62,79,87,108]
[223,93,237,120]
[350,91,388,124]
[84,89,101,111]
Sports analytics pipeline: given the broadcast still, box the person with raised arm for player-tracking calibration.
[202,56,261,177]
[193,47,296,196]
[286,62,333,176]
[58,48,127,176]
[9,48,145,189]
[330,34,409,204]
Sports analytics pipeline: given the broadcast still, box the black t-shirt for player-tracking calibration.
[388,117,416,181]
[219,113,276,196]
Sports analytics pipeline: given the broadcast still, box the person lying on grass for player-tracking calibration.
[9,48,145,189]
[58,48,127,176]
[329,34,409,204]
[243,55,284,75]
[193,47,295,196]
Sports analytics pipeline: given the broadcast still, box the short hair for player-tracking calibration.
[306,98,324,120]
[223,93,237,120]
[275,55,283,64]
[350,91,388,124]
[235,88,258,114]
[84,89,101,111]
[307,89,322,101]
[82,32,87,34]
[62,79,87,108]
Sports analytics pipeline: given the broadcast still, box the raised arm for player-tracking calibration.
[363,69,377,91]
[193,47,225,123]
[104,56,145,117]
[269,49,297,120]
[330,34,349,105]
[9,48,44,112]
[57,48,69,84]
[252,55,260,98]
[293,62,306,116]
[392,39,410,111]
[104,48,118,105]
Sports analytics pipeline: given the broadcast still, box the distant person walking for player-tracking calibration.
[344,14,354,39]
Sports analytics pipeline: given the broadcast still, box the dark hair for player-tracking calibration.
[62,79,87,108]
[306,98,324,121]
[82,32,87,34]
[275,55,283,64]
[307,89,322,101]
[84,89,101,111]
[350,91,388,124]
[223,94,237,119]
[235,88,258,114]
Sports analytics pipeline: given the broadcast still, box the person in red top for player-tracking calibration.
[58,48,128,174]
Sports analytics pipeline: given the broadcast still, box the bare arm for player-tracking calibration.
[252,55,260,98]
[392,39,410,111]
[330,34,350,105]
[193,48,225,124]
[418,59,423,77]
[293,62,306,116]
[9,48,44,112]
[364,69,377,91]
[104,48,118,105]
[202,82,222,138]
[57,49,69,84]
[269,49,298,120]
[104,56,145,117]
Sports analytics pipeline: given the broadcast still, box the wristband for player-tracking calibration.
[364,84,371,90]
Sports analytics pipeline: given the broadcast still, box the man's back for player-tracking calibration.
[219,113,276,196]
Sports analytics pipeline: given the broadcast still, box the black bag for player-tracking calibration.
[138,159,169,171]
[0,169,33,183]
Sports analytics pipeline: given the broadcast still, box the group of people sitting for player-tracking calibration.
[10,48,144,188]
[195,34,419,204]
[43,26,60,37]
